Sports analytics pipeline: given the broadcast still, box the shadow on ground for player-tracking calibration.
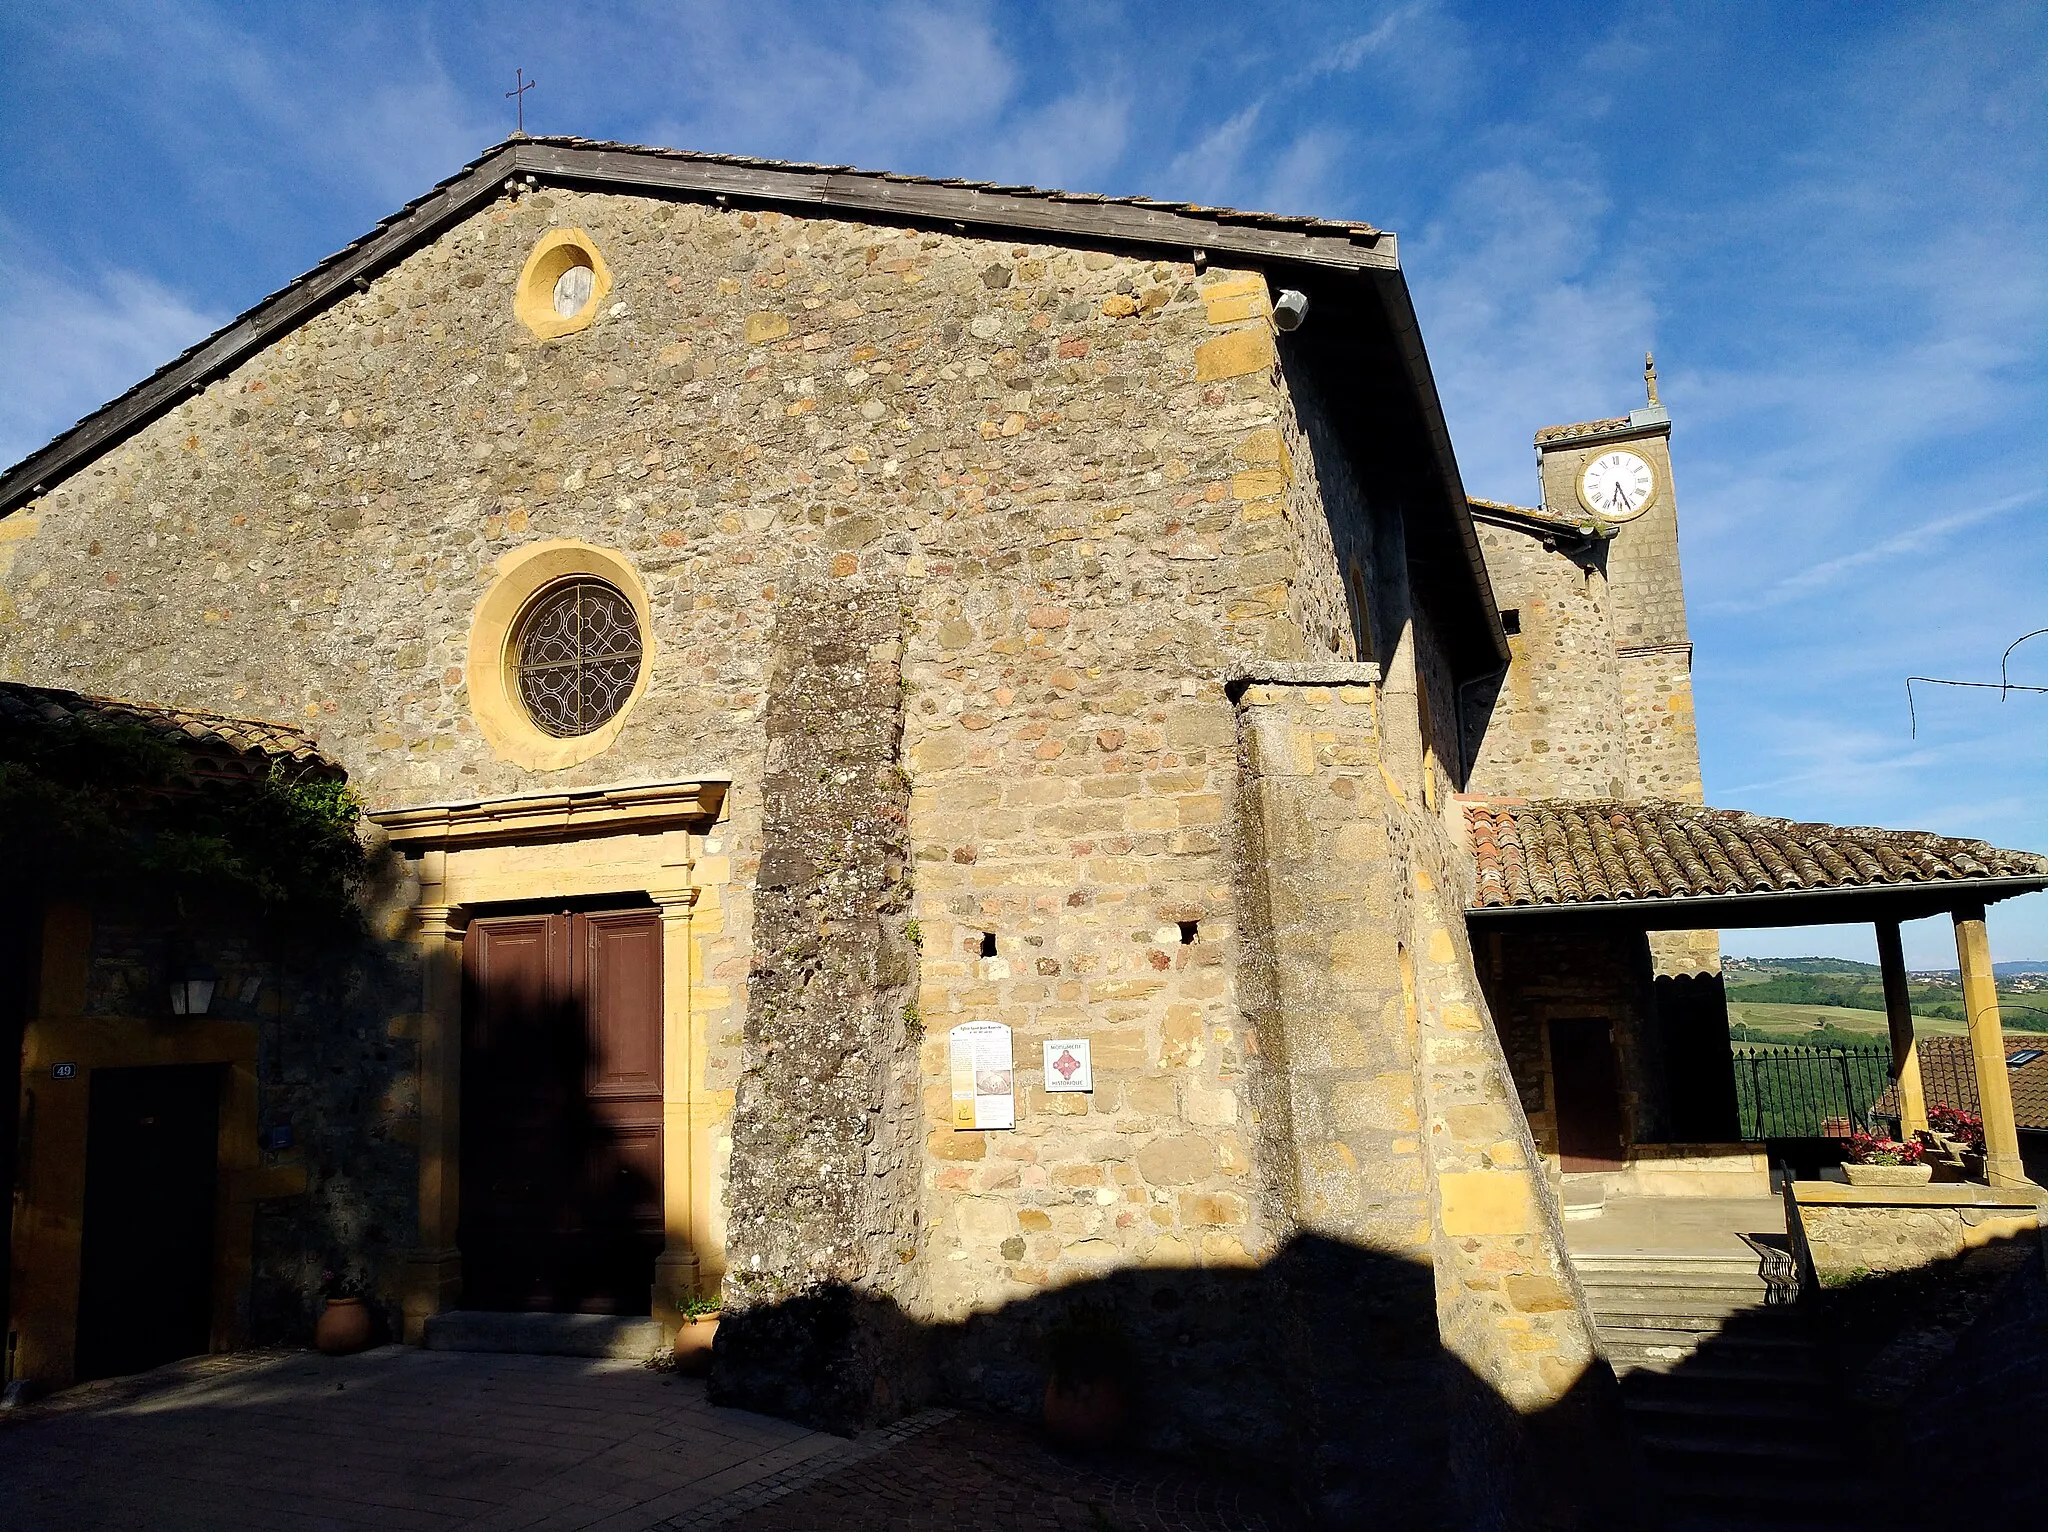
[712,1232,1645,1531]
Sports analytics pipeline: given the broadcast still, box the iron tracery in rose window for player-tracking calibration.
[514,579,644,738]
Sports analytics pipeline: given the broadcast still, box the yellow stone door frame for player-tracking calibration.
[371,779,730,1342]
[7,901,304,1391]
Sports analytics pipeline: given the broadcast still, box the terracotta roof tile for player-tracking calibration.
[0,680,337,785]
[1464,799,2048,910]
[1533,417,1631,445]
[1873,1035,2048,1133]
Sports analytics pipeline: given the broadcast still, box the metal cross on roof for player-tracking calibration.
[506,69,536,136]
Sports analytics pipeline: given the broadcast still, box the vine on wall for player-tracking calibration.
[0,712,367,929]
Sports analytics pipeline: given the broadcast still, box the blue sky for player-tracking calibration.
[3,2,2043,966]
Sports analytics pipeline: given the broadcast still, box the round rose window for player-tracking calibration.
[513,578,644,738]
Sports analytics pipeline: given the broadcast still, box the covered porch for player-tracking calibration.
[1463,799,2048,1194]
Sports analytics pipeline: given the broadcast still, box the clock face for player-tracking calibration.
[1578,449,1657,521]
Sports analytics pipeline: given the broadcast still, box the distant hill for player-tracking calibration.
[1727,956,2047,978]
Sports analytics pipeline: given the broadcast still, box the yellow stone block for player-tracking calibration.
[1231,469,1288,501]
[1194,327,1276,382]
[1437,1172,1537,1236]
[1233,427,1289,467]
[1204,293,1267,324]
[1201,276,1268,325]
[745,311,791,343]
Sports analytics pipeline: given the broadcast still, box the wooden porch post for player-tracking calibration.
[1952,903,2028,1188]
[1875,919,1927,1136]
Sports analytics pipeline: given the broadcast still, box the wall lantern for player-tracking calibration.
[168,959,218,1018]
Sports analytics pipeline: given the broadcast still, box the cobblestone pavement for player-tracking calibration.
[0,1347,838,1532]
[706,1410,1306,1532]
[0,1350,1304,1531]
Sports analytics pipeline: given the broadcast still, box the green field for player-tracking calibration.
[1724,1001,1970,1042]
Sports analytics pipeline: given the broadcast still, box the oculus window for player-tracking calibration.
[514,578,644,738]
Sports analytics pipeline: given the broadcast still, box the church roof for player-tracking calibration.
[1463,798,2048,926]
[0,680,338,786]
[0,136,1510,672]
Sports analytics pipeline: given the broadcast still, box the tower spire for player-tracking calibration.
[1644,352,1660,408]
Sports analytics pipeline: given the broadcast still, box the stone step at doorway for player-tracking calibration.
[423,1310,664,1360]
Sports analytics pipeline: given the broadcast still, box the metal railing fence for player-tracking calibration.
[1732,1045,1895,1141]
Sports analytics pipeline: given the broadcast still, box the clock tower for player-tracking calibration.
[1533,355,1701,805]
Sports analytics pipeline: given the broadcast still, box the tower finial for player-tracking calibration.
[1644,351,1660,407]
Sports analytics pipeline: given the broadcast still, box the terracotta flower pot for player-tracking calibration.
[672,1315,719,1376]
[315,1296,373,1355]
[1842,1162,1933,1187]
[1042,1374,1128,1449]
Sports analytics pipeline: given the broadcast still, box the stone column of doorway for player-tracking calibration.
[1953,903,2027,1189]
[401,858,468,1344]
[649,885,700,1337]
[1876,919,1928,1137]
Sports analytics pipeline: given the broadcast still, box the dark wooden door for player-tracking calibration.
[461,909,663,1313]
[76,1064,221,1381]
[1551,1018,1627,1173]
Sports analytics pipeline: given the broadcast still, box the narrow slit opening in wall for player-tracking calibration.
[1501,609,1521,635]
[1178,920,1199,945]
[980,931,997,958]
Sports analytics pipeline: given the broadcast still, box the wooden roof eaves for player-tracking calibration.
[1365,264,1511,671]
[507,141,1399,271]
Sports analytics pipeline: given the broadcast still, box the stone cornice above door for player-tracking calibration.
[371,778,728,851]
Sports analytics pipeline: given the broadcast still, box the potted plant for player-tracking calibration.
[314,1268,374,1355]
[1842,1131,1932,1186]
[671,1295,722,1375]
[1927,1103,1985,1150]
[1041,1308,1134,1450]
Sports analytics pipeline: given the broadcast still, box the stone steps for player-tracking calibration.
[1574,1245,1873,1524]
[423,1310,664,1360]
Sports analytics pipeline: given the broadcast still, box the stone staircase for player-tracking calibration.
[1575,1250,1875,1530]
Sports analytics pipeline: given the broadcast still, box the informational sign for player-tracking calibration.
[1042,1038,1093,1093]
[949,1021,1015,1130]
[50,1062,77,1080]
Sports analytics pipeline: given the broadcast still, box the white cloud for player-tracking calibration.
[0,234,219,467]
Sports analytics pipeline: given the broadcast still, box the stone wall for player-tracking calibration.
[78,906,420,1345]
[0,182,1345,1300]
[713,578,923,1431]
[1796,1185,2045,1283]
[1463,524,1628,802]
[1475,928,1661,1157]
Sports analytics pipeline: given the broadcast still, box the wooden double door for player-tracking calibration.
[461,908,663,1314]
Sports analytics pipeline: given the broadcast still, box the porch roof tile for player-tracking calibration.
[1464,798,2048,912]
[0,680,338,784]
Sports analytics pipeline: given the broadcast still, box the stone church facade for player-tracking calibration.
[5,138,2043,1524]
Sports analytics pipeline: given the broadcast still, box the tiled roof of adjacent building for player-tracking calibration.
[1466,496,1611,545]
[0,680,337,784]
[1533,418,1631,445]
[1465,799,2048,910]
[1871,1035,2048,1133]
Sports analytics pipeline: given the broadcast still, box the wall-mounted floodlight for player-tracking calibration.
[1273,289,1310,332]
